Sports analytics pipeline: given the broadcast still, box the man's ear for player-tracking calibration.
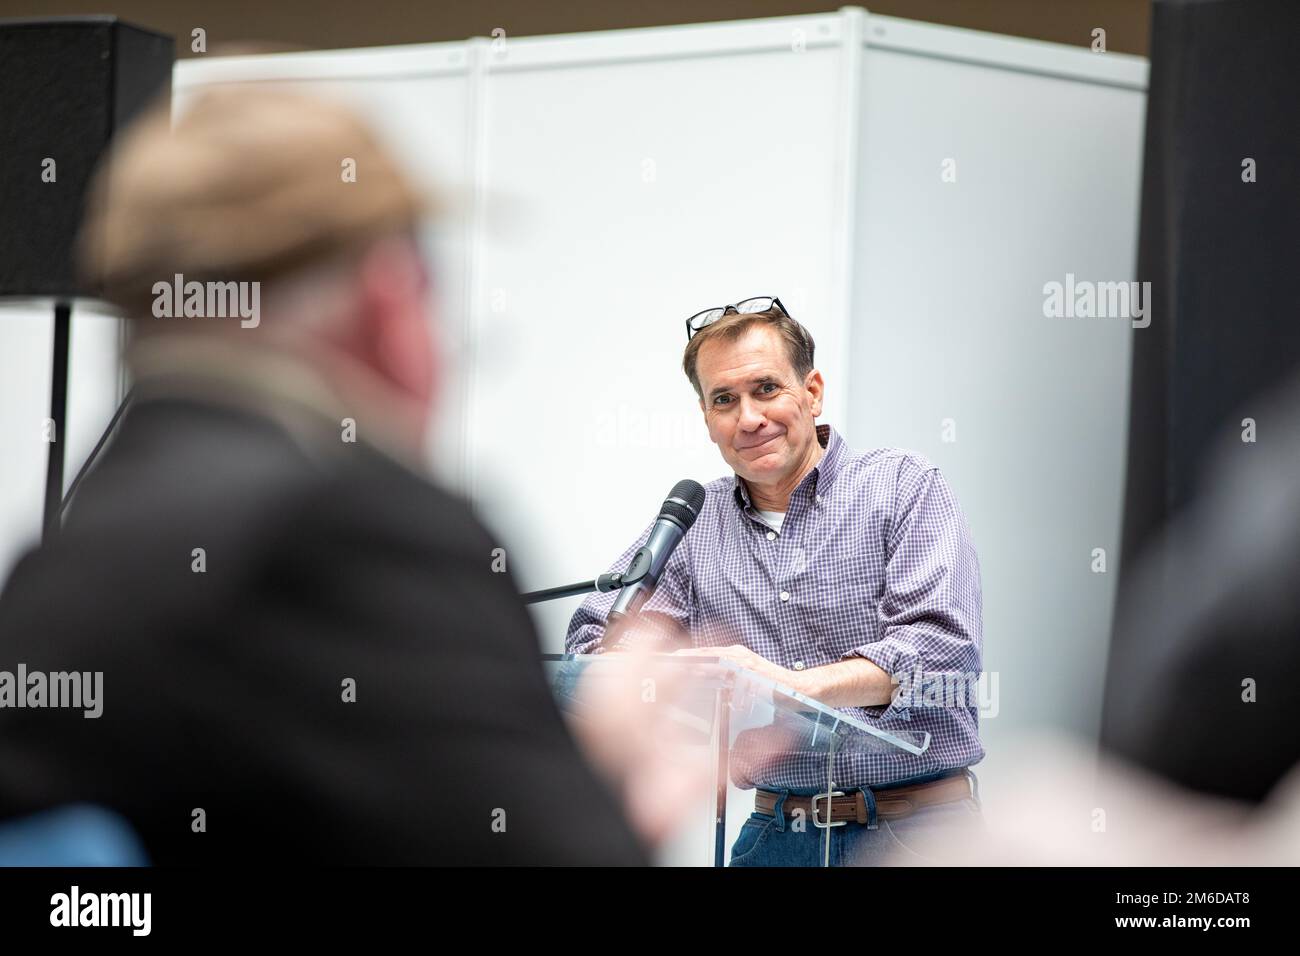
[805,369,825,417]
[357,236,435,403]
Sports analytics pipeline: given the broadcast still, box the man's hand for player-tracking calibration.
[671,644,812,694]
[672,644,896,708]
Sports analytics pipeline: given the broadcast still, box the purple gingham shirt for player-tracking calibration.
[565,423,984,790]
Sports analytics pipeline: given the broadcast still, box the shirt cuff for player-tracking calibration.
[843,637,921,722]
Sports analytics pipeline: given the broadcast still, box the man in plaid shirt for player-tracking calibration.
[567,298,985,866]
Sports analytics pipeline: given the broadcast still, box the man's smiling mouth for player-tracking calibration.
[739,434,782,453]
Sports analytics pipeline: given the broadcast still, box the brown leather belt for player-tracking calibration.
[755,772,975,826]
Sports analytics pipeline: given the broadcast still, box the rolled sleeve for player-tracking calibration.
[849,636,923,722]
[843,459,983,723]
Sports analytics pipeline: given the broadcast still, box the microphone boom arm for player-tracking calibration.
[521,568,646,605]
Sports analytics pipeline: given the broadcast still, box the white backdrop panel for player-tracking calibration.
[0,305,123,586]
[0,311,53,584]
[468,39,851,650]
[849,25,1146,798]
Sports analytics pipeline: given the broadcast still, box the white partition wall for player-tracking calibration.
[467,14,863,647]
[0,311,55,585]
[0,8,1150,860]
[848,18,1146,800]
[172,13,868,648]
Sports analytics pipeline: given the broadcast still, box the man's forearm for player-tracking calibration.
[800,656,895,708]
[672,645,898,709]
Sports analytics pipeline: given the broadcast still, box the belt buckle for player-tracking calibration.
[811,790,847,829]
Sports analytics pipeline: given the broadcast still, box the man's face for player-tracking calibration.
[695,324,824,489]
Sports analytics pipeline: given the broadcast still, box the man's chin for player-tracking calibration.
[734,454,784,481]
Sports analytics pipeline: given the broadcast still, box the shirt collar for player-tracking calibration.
[732,423,845,511]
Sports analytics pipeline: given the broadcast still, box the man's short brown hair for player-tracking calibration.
[682,307,816,399]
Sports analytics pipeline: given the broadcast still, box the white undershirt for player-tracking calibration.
[756,508,786,533]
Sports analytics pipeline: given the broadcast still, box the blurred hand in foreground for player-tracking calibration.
[563,629,714,850]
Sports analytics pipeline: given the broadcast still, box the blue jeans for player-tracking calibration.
[728,770,984,867]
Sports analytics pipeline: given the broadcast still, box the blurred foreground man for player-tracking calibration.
[0,88,645,864]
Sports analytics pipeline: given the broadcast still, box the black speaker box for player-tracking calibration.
[0,16,173,300]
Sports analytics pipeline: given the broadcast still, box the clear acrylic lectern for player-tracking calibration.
[542,653,931,867]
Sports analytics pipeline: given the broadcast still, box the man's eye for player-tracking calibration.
[760,383,777,393]
[714,395,732,406]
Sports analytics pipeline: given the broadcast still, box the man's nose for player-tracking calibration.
[736,395,766,430]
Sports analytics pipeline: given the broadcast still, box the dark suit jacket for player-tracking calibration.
[0,391,645,865]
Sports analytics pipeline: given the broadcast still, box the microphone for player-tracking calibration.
[606,479,706,629]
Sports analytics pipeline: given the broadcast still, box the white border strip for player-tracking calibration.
[174,41,468,84]
[864,13,1148,91]
[828,6,867,435]
[174,9,1147,91]
[460,37,490,503]
[482,13,843,72]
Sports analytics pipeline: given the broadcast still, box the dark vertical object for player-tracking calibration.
[43,304,71,542]
[1103,0,1300,775]
[713,686,730,867]
[0,17,173,539]
[1115,0,1300,563]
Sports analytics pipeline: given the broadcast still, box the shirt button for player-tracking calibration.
[779,590,790,602]
[766,531,776,540]
[793,660,806,671]
[816,495,823,504]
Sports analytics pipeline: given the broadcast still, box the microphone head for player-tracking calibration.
[661,479,707,532]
